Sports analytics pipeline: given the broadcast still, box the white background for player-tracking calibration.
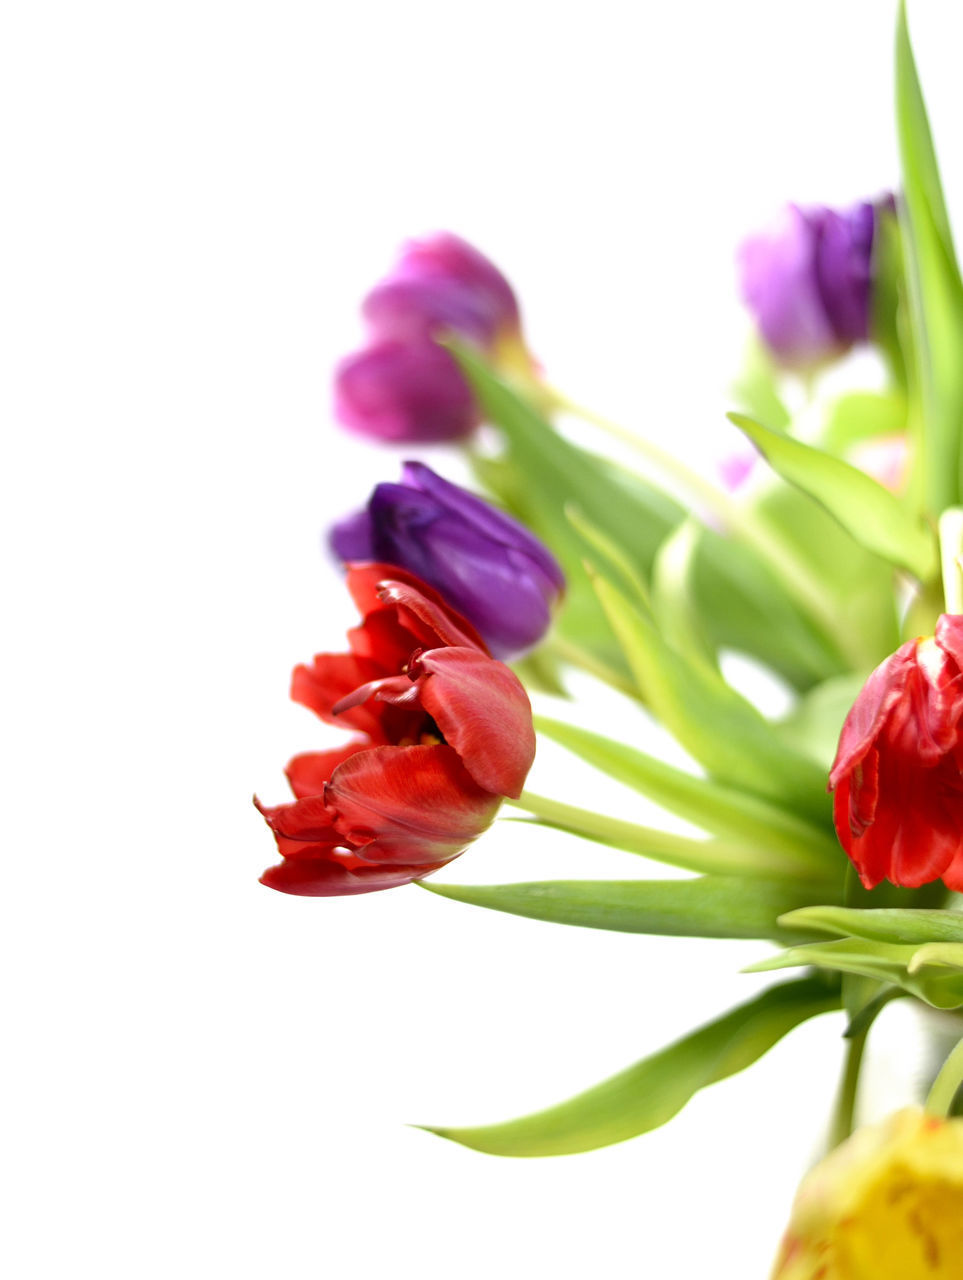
[4,2,963,1276]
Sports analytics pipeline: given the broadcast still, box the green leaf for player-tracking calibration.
[590,569,832,824]
[458,344,852,691]
[746,936,963,1010]
[749,483,900,672]
[511,791,807,879]
[534,716,840,874]
[729,411,937,580]
[908,943,963,974]
[563,502,651,609]
[420,977,839,1157]
[420,875,836,942]
[692,522,851,689]
[468,448,633,681]
[896,1,963,513]
[871,204,910,394]
[651,519,717,671]
[778,905,963,946]
[457,343,682,573]
[820,390,907,453]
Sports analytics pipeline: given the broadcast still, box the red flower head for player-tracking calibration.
[256,565,535,896]
[829,614,963,891]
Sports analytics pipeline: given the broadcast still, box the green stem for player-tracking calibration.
[508,790,836,882]
[828,1026,868,1149]
[926,1036,963,1118]
[545,635,640,699]
[548,389,871,671]
[547,388,736,524]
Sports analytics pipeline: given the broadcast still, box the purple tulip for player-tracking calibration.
[738,199,889,367]
[334,233,532,444]
[333,340,479,443]
[330,461,564,660]
[362,232,522,348]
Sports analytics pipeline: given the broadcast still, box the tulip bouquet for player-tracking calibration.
[256,6,963,1275]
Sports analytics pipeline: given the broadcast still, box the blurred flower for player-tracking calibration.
[362,231,522,350]
[334,232,535,443]
[829,614,963,891]
[770,1107,963,1278]
[739,198,891,367]
[256,564,535,896]
[333,340,479,443]
[330,461,564,660]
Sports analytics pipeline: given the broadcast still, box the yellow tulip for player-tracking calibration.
[770,1107,963,1278]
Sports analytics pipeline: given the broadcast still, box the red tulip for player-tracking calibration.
[256,565,535,896]
[829,614,963,891]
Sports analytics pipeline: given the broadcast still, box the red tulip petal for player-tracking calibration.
[285,741,370,799]
[332,673,419,716]
[914,634,963,757]
[346,563,488,653]
[935,613,963,674]
[291,652,390,740]
[260,852,448,897]
[835,747,963,890]
[254,794,343,860]
[325,743,501,864]
[829,640,918,788]
[347,608,417,671]
[415,647,535,798]
[378,580,487,653]
[941,846,963,892]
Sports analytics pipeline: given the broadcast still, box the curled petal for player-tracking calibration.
[345,562,487,654]
[415,647,535,798]
[291,653,390,739]
[325,743,501,865]
[254,794,343,861]
[285,741,370,800]
[260,852,448,897]
[331,674,419,717]
[828,640,918,787]
[936,613,963,673]
[346,563,486,651]
[377,579,487,653]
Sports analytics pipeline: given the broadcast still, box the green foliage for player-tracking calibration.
[534,716,839,873]
[748,915,963,1010]
[420,977,839,1157]
[511,791,811,879]
[455,345,857,690]
[779,905,963,945]
[729,411,937,580]
[896,0,963,513]
[420,875,838,942]
[590,569,831,824]
[820,390,907,453]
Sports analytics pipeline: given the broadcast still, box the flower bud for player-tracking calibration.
[334,233,533,444]
[739,198,892,368]
[829,614,963,892]
[362,231,522,350]
[770,1108,963,1278]
[330,461,564,660]
[333,340,478,443]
